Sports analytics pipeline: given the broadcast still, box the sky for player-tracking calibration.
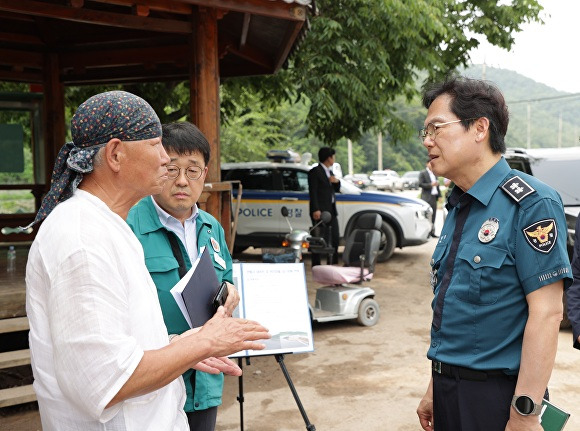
[468,0,580,94]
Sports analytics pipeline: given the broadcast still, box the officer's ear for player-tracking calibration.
[474,117,490,142]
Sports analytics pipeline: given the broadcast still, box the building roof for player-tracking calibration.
[0,0,311,85]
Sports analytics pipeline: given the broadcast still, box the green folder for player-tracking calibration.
[541,399,570,431]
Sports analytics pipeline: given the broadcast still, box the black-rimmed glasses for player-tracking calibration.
[166,164,204,181]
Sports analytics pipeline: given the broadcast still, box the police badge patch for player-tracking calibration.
[523,219,557,253]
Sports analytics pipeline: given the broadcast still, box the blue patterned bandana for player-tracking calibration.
[25,91,161,228]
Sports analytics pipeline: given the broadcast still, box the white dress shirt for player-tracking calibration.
[26,189,188,431]
[152,196,200,263]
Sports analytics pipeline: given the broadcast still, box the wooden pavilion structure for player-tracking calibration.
[0,0,311,247]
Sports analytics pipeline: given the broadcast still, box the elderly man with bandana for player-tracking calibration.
[25,91,270,431]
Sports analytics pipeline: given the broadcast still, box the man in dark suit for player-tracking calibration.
[566,216,580,350]
[308,147,341,266]
[419,160,440,237]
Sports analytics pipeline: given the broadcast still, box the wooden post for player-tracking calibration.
[189,7,234,248]
[42,53,65,194]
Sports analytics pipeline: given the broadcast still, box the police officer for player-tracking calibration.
[415,76,572,431]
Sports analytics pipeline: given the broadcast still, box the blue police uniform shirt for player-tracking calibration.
[428,157,572,374]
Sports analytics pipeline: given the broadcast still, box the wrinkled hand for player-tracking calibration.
[196,307,270,358]
[193,356,242,376]
[417,394,434,431]
[224,282,239,316]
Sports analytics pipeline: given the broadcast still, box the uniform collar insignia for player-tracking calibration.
[501,175,535,202]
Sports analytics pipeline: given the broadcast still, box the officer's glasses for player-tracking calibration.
[418,118,476,143]
[166,164,204,181]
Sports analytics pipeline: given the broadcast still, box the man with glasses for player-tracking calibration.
[127,121,239,431]
[415,76,572,431]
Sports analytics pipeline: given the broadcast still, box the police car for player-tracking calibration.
[222,151,433,262]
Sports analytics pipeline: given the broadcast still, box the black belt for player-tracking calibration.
[432,361,511,382]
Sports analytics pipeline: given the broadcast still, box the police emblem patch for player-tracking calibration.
[478,217,499,243]
[501,175,535,202]
[523,219,557,253]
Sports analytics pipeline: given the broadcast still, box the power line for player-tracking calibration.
[508,93,580,104]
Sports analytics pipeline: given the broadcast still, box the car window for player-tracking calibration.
[223,168,277,191]
[281,168,309,192]
[529,157,580,206]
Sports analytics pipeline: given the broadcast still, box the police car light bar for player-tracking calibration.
[266,149,300,163]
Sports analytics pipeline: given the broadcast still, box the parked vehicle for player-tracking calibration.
[402,171,420,190]
[369,170,404,191]
[222,152,433,262]
[343,173,371,189]
[505,147,580,329]
[263,207,380,326]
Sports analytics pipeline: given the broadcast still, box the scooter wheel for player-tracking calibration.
[356,298,380,327]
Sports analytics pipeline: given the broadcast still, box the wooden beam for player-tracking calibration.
[0,31,43,45]
[0,48,43,68]
[0,70,42,83]
[177,0,307,21]
[90,0,193,15]
[0,0,192,34]
[273,20,304,72]
[42,52,65,185]
[240,13,250,48]
[59,44,189,69]
[221,34,272,71]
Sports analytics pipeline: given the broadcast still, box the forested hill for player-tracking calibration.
[463,65,580,149]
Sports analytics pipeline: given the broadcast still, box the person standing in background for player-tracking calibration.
[308,147,340,266]
[565,216,580,350]
[127,121,239,431]
[419,160,441,237]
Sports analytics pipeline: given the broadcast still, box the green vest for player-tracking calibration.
[127,196,233,411]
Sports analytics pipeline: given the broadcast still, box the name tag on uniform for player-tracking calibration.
[213,252,226,269]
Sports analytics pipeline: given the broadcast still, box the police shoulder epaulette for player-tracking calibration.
[501,175,535,203]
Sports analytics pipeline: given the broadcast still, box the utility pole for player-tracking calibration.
[558,113,562,148]
[526,103,531,149]
[347,139,353,175]
[377,132,383,171]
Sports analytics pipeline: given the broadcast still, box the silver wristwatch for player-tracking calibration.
[511,395,542,416]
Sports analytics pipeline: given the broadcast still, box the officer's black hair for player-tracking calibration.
[422,75,509,154]
[161,121,210,165]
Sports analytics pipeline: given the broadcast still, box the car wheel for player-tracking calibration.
[356,298,380,326]
[377,220,396,262]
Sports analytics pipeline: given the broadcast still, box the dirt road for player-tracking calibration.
[3,238,579,430]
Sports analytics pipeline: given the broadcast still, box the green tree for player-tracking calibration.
[222,0,543,145]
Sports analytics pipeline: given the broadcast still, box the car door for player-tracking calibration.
[226,167,281,236]
[279,167,311,231]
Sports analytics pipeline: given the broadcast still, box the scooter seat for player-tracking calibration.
[312,264,373,285]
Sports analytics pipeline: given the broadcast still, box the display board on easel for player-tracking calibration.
[230,262,314,358]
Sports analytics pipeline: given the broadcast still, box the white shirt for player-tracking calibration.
[26,189,188,431]
[152,196,200,263]
[427,167,438,195]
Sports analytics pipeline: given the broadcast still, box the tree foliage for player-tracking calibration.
[221,0,543,145]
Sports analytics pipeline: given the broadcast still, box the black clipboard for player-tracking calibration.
[174,247,220,328]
